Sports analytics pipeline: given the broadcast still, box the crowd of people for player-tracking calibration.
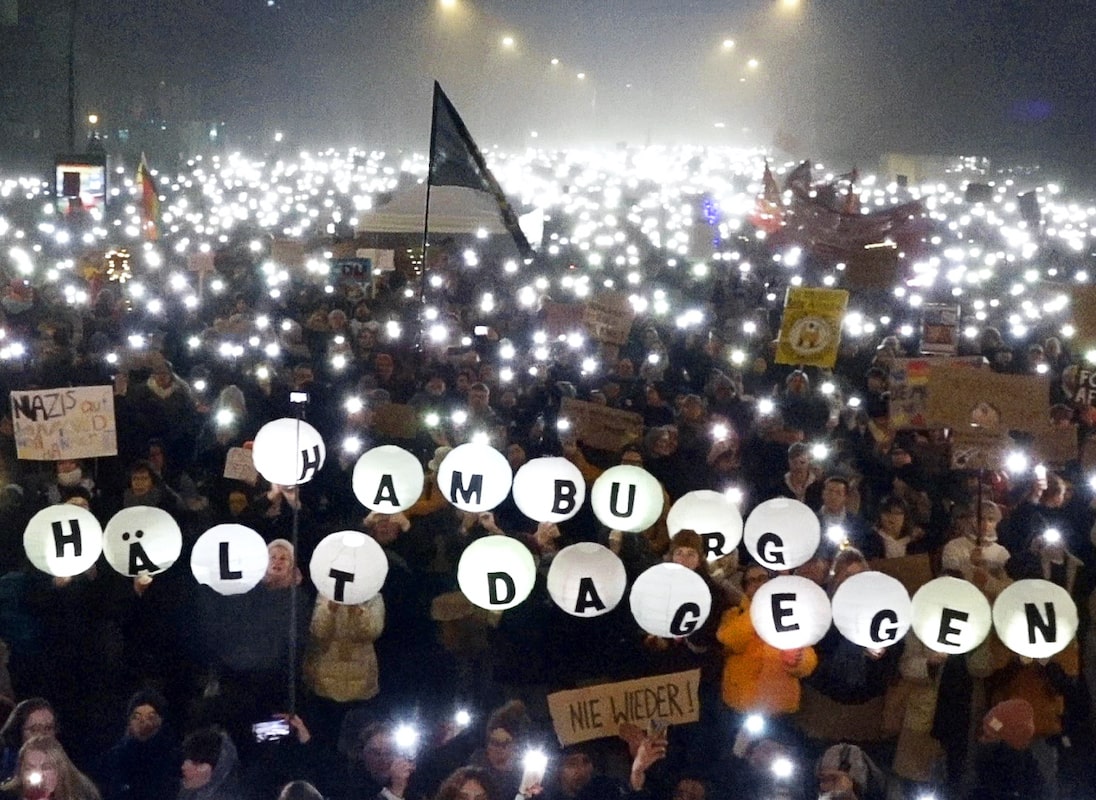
[0,148,1093,800]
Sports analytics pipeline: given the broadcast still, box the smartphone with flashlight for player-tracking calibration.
[474,325,489,336]
[251,717,291,742]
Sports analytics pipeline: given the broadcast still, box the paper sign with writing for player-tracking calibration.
[775,287,848,369]
[948,427,1011,471]
[11,386,117,460]
[547,670,701,745]
[889,356,985,429]
[583,293,635,346]
[223,447,258,484]
[560,397,644,452]
[920,304,960,356]
[924,366,1049,436]
[270,239,306,268]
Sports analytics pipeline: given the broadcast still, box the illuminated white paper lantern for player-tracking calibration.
[457,536,537,610]
[992,579,1078,659]
[911,577,992,655]
[666,490,744,561]
[437,443,513,513]
[310,530,389,605]
[590,465,664,533]
[102,506,182,577]
[629,563,712,638]
[23,504,103,578]
[750,575,832,650]
[352,446,425,513]
[190,524,269,595]
[252,418,327,486]
[831,571,911,649]
[743,498,820,570]
[512,457,587,523]
[547,542,627,617]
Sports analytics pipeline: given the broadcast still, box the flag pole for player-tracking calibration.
[421,82,441,307]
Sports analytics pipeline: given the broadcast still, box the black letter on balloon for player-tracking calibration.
[488,572,516,604]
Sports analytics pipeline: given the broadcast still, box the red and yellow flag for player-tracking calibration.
[136,154,160,240]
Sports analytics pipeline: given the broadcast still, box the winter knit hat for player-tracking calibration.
[126,688,168,720]
[981,699,1035,750]
[486,699,530,741]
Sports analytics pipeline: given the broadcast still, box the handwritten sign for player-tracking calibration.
[924,366,1049,435]
[223,447,258,484]
[583,293,634,346]
[11,386,117,460]
[547,670,700,745]
[889,356,985,429]
[270,239,306,268]
[775,287,848,369]
[560,397,644,452]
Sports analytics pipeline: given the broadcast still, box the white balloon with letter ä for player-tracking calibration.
[457,535,536,610]
[102,505,183,577]
[353,445,425,513]
[629,563,711,638]
[252,417,326,486]
[547,542,626,617]
[310,530,389,605]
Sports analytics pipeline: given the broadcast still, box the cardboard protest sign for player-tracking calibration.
[583,292,634,346]
[544,302,587,339]
[775,287,848,369]
[841,245,900,291]
[868,553,934,595]
[270,239,306,268]
[948,427,1010,470]
[223,447,258,484]
[560,397,644,452]
[924,365,1049,436]
[186,252,216,274]
[372,404,420,439]
[11,386,117,460]
[358,248,394,272]
[920,304,960,356]
[1030,425,1078,467]
[547,670,701,745]
[888,356,985,429]
[1069,285,1096,348]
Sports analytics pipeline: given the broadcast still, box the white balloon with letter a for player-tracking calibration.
[23,504,103,578]
[831,571,911,649]
[252,417,327,486]
[590,465,664,533]
[310,530,389,605]
[743,498,820,570]
[666,490,744,562]
[457,536,537,610]
[629,563,712,638]
[992,579,1078,659]
[512,457,587,523]
[437,442,513,513]
[911,576,992,655]
[547,542,626,617]
[353,445,425,513]
[190,524,269,595]
[750,575,832,650]
[102,505,183,577]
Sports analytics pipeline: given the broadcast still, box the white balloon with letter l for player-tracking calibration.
[352,445,425,513]
[457,535,537,610]
[310,530,389,605]
[629,563,712,638]
[547,542,626,617]
[512,457,587,523]
[911,576,992,655]
[436,442,513,512]
[252,417,327,486]
[831,571,911,649]
[992,579,1078,659]
[23,504,103,578]
[750,575,832,650]
[190,524,269,595]
[743,497,820,570]
[590,465,664,533]
[102,505,183,577]
[666,490,744,561]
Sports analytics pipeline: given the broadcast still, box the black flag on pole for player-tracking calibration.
[428,81,534,260]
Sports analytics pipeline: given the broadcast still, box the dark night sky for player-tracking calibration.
[52,0,1096,170]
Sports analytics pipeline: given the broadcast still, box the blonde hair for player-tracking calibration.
[1,736,101,800]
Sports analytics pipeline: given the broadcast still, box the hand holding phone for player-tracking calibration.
[252,718,291,742]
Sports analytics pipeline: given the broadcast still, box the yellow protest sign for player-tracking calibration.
[775,287,848,368]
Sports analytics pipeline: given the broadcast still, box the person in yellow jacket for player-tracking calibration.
[716,564,818,716]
